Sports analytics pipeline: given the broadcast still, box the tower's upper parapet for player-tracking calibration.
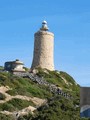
[40,20,49,31]
[35,20,54,37]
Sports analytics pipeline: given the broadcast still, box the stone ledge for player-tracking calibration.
[35,30,54,37]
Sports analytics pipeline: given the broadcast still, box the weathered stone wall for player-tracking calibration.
[31,30,54,70]
[80,87,90,107]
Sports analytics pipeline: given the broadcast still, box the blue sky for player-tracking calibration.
[0,0,90,86]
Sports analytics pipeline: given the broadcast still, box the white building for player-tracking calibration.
[4,59,25,73]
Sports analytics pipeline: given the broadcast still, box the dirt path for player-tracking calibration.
[0,86,46,105]
[0,86,46,117]
[0,105,36,120]
[0,105,36,116]
[60,76,69,85]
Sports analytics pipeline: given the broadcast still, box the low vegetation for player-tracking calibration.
[0,69,89,120]
[0,98,35,112]
[0,113,13,120]
[0,66,4,71]
[0,93,6,100]
[0,72,52,99]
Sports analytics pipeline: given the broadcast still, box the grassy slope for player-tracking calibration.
[36,69,80,98]
[0,98,35,112]
[0,72,52,99]
[0,113,14,120]
[0,69,89,120]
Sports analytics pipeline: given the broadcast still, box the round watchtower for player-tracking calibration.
[31,21,54,70]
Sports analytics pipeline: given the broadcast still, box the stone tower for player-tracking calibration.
[31,21,54,70]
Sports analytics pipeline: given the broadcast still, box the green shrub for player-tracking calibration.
[0,93,6,100]
[0,98,35,112]
[0,113,14,120]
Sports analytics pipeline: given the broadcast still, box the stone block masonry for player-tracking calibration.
[31,21,54,71]
[80,87,90,117]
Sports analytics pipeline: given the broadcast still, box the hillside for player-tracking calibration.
[0,69,88,120]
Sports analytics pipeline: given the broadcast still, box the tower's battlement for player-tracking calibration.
[31,21,54,70]
[35,30,54,37]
